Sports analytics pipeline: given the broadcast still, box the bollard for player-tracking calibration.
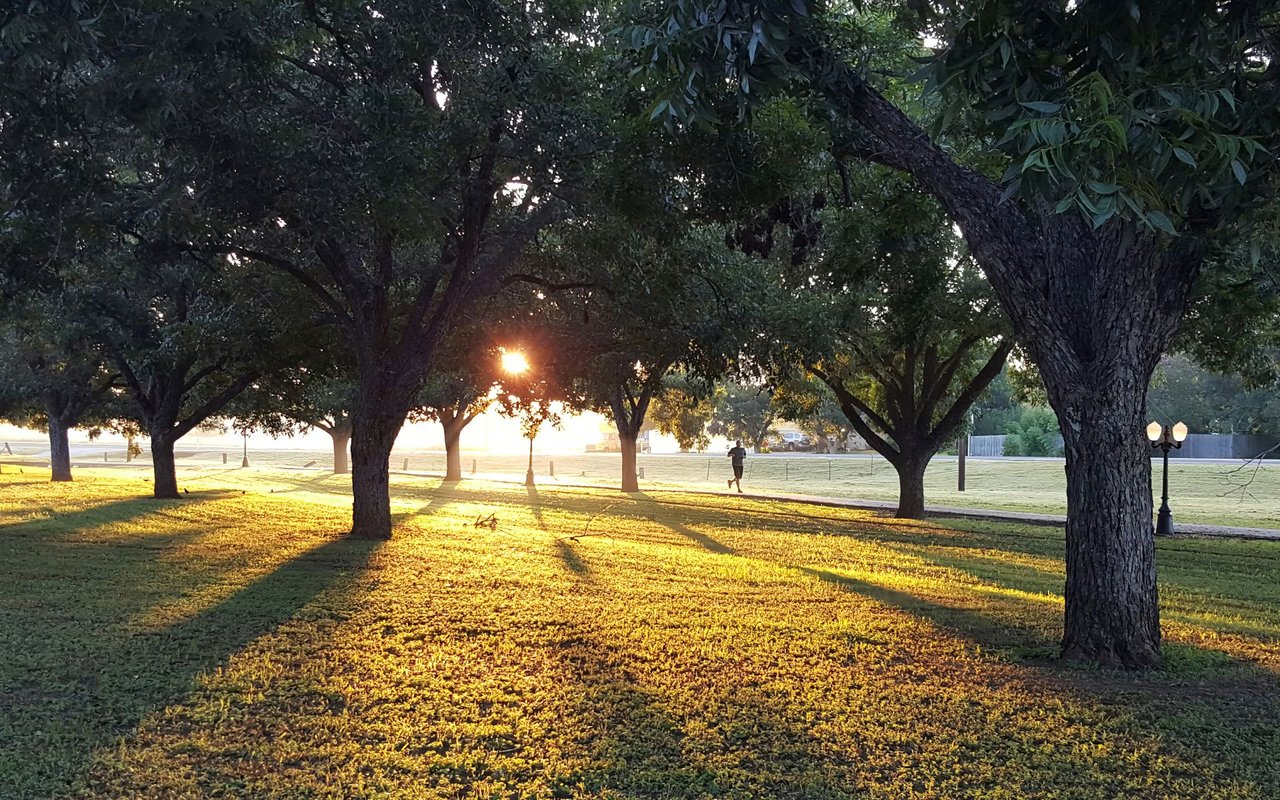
[550,460,555,477]
[403,458,409,471]
[104,452,109,462]
[638,466,645,479]
[471,458,477,474]
[706,460,711,480]
[223,452,228,464]
[828,459,832,480]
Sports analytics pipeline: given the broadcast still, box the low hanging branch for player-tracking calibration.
[1218,442,1280,502]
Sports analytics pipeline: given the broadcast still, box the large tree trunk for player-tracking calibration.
[893,453,930,519]
[47,415,72,482]
[349,405,404,540]
[151,434,179,499]
[1049,350,1163,668]
[442,417,464,482]
[619,430,640,493]
[330,422,352,475]
[825,77,1194,668]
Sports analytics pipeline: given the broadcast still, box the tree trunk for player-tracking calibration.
[330,423,352,475]
[1053,362,1162,668]
[151,434,179,499]
[820,74,1190,668]
[47,415,72,482]
[620,430,640,493]
[893,454,930,519]
[442,419,464,482]
[350,406,402,540]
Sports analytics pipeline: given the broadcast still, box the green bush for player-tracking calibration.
[1003,406,1063,457]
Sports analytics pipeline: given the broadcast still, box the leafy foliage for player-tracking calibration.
[1003,406,1063,457]
[648,373,719,452]
[710,382,778,451]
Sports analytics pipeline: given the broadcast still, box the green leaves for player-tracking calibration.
[916,1,1280,235]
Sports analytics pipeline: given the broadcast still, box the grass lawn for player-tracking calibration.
[2,469,1279,798]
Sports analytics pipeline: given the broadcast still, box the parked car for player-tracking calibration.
[771,431,813,452]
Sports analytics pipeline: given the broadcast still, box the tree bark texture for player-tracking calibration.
[893,455,929,519]
[443,417,464,482]
[47,415,72,482]
[619,431,640,493]
[1057,374,1161,667]
[820,70,1201,666]
[349,404,403,540]
[150,434,179,499]
[609,383,654,493]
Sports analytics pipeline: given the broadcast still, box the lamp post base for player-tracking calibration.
[1155,504,1174,536]
[525,470,535,487]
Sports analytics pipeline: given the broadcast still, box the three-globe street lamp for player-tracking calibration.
[500,350,536,487]
[1146,420,1189,536]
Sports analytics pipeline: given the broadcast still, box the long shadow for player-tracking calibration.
[554,538,594,580]
[526,485,548,531]
[391,482,461,525]
[550,626,855,798]
[631,492,737,555]
[0,496,179,535]
[0,534,381,797]
[796,562,1280,793]
[801,566,1050,650]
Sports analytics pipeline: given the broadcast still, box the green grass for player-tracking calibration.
[4,441,1279,529]
[2,470,1279,798]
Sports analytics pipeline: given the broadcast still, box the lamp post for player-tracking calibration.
[1146,420,1188,536]
[241,429,250,468]
[525,428,535,487]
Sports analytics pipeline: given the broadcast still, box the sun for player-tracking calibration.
[501,351,529,375]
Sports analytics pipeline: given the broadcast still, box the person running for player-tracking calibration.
[727,440,747,493]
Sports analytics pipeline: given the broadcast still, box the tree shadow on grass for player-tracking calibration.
[391,482,462,526]
[0,495,183,535]
[631,492,736,555]
[0,533,382,798]
[796,561,1280,795]
[548,627,856,799]
[525,485,548,531]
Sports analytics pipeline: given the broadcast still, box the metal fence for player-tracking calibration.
[968,433,1279,459]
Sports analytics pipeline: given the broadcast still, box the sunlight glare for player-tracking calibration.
[501,351,530,374]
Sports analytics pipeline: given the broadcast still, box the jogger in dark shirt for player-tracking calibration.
[727,440,747,494]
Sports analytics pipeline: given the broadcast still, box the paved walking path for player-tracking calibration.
[692,488,1280,541]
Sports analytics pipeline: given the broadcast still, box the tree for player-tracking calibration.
[513,218,754,491]
[711,383,778,453]
[91,251,299,498]
[649,374,719,452]
[1147,354,1280,436]
[232,347,358,475]
[627,0,1280,667]
[37,1,616,537]
[0,297,117,482]
[772,377,852,453]
[779,172,1011,517]
[1004,407,1063,457]
[412,325,502,483]
[969,369,1021,437]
